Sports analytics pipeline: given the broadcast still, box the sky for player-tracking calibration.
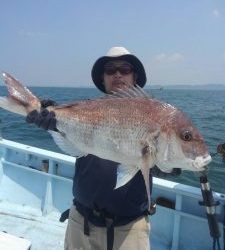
[0,0,224,87]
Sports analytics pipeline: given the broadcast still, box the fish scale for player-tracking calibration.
[56,101,149,152]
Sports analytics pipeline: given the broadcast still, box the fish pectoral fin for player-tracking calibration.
[139,150,154,211]
[49,131,85,157]
[115,164,140,189]
[140,164,151,212]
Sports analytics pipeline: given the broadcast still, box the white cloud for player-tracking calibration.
[167,53,184,63]
[213,9,220,18]
[152,52,184,64]
[154,53,167,63]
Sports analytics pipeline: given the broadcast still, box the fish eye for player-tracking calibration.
[181,130,192,141]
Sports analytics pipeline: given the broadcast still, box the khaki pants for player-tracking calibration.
[64,206,150,250]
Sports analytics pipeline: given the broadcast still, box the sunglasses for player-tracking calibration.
[104,63,133,75]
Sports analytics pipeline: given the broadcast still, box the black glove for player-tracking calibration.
[26,99,58,131]
[40,99,57,108]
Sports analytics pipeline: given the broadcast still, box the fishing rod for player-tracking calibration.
[199,174,221,250]
[199,143,225,250]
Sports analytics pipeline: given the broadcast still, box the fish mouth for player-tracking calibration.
[192,155,212,170]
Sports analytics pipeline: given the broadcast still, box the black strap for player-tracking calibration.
[105,218,114,250]
[59,209,70,222]
[84,214,90,236]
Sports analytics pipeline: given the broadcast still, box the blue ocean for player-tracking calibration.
[0,86,225,193]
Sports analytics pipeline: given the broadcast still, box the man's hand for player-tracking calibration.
[40,99,57,108]
[26,99,58,131]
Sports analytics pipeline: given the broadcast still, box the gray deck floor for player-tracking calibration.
[0,204,65,250]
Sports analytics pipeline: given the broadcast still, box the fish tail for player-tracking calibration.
[0,72,41,116]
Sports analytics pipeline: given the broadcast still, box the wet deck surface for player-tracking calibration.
[0,203,66,250]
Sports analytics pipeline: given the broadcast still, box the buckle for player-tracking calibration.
[93,209,101,217]
[148,201,156,216]
[105,218,114,228]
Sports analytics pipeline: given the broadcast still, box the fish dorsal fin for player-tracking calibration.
[105,85,150,99]
[49,131,85,158]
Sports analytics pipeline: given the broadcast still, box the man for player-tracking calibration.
[26,47,179,250]
[64,47,151,250]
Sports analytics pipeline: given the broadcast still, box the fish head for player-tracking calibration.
[155,110,211,173]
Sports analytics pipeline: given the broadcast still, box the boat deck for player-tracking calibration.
[0,202,65,250]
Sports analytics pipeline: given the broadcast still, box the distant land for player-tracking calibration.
[147,84,225,90]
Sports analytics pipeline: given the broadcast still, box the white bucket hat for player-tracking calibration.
[91,47,147,93]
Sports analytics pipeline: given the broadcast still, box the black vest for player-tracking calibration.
[73,154,152,217]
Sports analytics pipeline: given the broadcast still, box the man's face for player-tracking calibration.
[102,60,136,93]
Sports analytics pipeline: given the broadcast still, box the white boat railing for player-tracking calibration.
[0,138,76,215]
